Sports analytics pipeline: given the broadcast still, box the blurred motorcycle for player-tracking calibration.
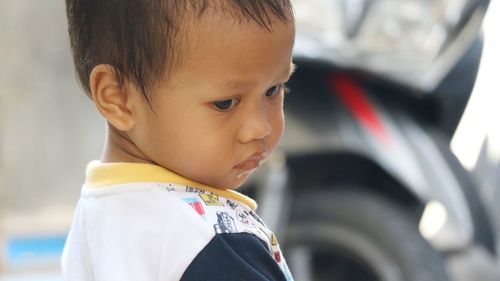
[244,0,497,280]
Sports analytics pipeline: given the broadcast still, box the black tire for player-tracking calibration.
[284,189,450,281]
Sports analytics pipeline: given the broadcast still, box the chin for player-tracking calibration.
[233,172,254,189]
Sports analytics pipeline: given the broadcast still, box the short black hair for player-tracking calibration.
[65,0,294,103]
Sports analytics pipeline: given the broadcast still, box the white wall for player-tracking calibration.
[0,0,102,246]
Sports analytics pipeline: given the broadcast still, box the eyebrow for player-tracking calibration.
[223,63,297,90]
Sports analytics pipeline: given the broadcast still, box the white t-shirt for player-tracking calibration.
[61,161,294,281]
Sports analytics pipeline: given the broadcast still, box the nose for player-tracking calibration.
[237,104,272,144]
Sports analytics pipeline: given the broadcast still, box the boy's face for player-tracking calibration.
[129,12,295,189]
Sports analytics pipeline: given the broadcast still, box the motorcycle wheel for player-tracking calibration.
[284,189,450,281]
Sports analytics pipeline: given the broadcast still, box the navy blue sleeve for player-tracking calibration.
[180,233,287,281]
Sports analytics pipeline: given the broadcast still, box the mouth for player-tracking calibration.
[234,152,268,172]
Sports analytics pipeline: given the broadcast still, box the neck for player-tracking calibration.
[101,124,152,164]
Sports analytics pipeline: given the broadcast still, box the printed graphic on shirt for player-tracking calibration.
[185,186,206,194]
[271,234,278,246]
[182,197,206,220]
[274,251,282,263]
[161,182,294,280]
[249,210,265,227]
[158,183,176,192]
[236,209,252,225]
[255,226,273,246]
[225,199,263,230]
[213,212,237,234]
[225,199,238,209]
[199,194,224,206]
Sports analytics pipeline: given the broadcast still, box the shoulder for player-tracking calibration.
[68,183,216,280]
[78,183,211,232]
[78,182,216,243]
[179,233,288,281]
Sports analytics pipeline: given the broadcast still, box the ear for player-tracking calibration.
[90,65,135,131]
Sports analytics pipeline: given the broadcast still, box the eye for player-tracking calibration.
[213,98,240,112]
[265,84,288,98]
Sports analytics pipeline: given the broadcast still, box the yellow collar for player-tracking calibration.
[85,161,257,210]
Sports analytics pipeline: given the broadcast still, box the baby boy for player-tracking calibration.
[62,0,295,280]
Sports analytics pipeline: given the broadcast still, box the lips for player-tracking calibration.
[234,152,267,171]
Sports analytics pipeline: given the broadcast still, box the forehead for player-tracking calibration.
[191,11,293,48]
[170,11,295,82]
[146,1,295,88]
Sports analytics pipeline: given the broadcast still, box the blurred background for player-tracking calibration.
[0,0,498,280]
[0,2,101,280]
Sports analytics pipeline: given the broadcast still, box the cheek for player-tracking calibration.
[270,108,285,145]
